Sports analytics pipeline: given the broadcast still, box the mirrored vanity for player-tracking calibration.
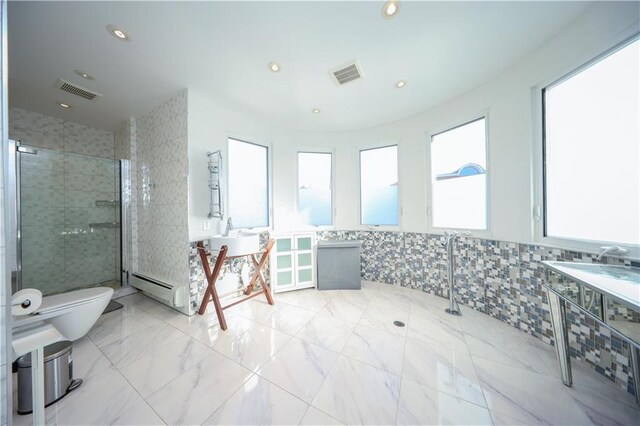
[542,261,640,405]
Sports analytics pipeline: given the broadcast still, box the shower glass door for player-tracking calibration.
[20,146,122,295]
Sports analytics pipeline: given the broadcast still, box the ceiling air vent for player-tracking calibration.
[329,60,363,86]
[55,79,102,101]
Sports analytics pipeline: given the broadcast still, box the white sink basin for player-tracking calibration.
[210,232,260,257]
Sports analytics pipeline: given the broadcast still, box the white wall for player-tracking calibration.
[186,2,639,245]
[188,90,305,241]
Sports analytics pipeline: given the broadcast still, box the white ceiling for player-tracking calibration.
[7,1,594,133]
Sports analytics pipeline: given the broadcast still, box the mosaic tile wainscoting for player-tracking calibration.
[315,230,638,398]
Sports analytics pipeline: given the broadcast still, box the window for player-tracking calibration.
[543,38,639,247]
[298,152,332,226]
[430,117,487,230]
[360,145,398,226]
[228,138,269,228]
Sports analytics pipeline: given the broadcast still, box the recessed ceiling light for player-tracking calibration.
[107,25,130,41]
[74,70,94,80]
[56,101,72,109]
[395,80,407,88]
[268,62,281,72]
[312,108,321,114]
[382,1,400,19]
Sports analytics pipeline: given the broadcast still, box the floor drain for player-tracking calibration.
[393,320,406,327]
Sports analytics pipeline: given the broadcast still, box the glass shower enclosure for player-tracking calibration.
[18,145,124,295]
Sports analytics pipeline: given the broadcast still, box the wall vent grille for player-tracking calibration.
[329,61,363,86]
[55,79,102,100]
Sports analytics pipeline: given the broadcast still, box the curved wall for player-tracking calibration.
[183,1,640,397]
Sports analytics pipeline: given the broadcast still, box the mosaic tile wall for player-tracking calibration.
[315,230,638,397]
[134,91,189,292]
[8,107,120,295]
[9,107,115,159]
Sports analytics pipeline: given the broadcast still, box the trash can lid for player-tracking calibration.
[318,240,362,248]
[17,340,72,367]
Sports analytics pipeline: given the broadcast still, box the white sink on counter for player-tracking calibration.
[210,231,260,257]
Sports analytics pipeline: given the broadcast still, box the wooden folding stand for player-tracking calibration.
[196,239,275,330]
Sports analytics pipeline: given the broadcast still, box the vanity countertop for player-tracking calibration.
[542,261,640,311]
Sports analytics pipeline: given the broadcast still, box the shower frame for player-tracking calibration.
[11,141,130,294]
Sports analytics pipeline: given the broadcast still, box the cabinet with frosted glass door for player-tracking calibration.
[270,233,315,293]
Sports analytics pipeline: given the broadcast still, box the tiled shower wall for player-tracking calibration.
[134,91,189,289]
[8,108,119,294]
[315,230,638,397]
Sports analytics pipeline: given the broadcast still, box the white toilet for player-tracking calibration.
[13,287,114,341]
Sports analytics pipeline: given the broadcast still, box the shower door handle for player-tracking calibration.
[17,144,37,155]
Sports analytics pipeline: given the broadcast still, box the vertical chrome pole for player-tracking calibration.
[630,344,640,405]
[548,290,573,386]
[445,233,461,316]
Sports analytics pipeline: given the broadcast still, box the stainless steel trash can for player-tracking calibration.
[17,340,81,414]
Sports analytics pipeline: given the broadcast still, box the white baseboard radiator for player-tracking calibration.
[131,273,185,308]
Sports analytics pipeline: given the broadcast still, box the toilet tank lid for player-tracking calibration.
[37,287,113,314]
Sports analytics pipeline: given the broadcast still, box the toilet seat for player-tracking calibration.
[37,287,113,315]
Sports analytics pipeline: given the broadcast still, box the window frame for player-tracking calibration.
[296,149,335,229]
[532,34,640,259]
[426,114,491,235]
[226,136,273,230]
[358,142,401,229]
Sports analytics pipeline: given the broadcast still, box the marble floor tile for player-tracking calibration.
[490,410,536,425]
[118,334,214,397]
[99,322,186,367]
[256,303,317,335]
[296,313,356,352]
[409,293,464,323]
[335,288,374,309]
[403,337,486,407]
[211,321,291,371]
[312,355,401,425]
[258,337,337,403]
[561,360,640,426]
[460,306,555,376]
[368,291,412,312]
[15,287,634,426]
[473,357,594,425]
[202,374,308,425]
[342,324,405,376]
[406,310,468,352]
[13,370,142,426]
[225,297,281,323]
[300,406,344,425]
[88,304,164,347]
[274,289,331,312]
[110,400,166,425]
[72,336,116,381]
[318,297,367,323]
[146,353,253,425]
[358,302,409,337]
[397,378,494,425]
